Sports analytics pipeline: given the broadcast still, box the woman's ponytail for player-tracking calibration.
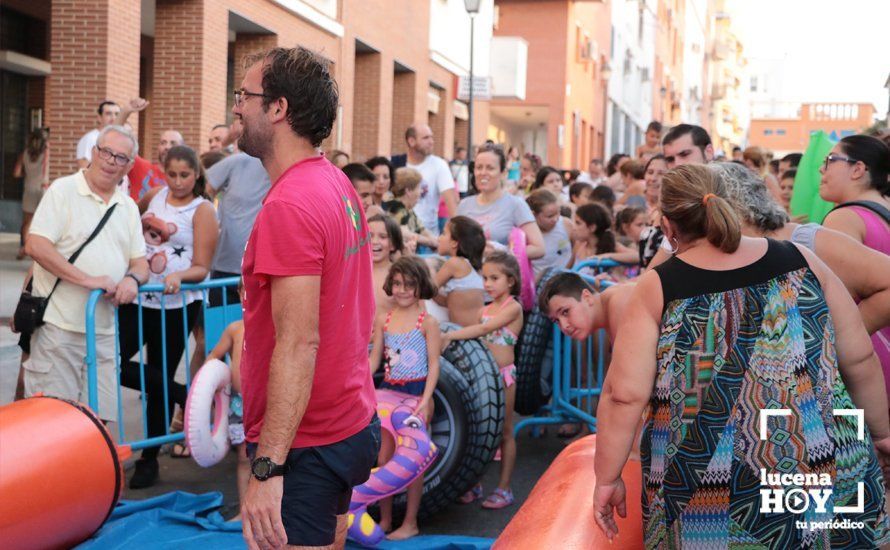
[661,164,742,253]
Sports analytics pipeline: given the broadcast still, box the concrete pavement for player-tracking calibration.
[0,232,28,404]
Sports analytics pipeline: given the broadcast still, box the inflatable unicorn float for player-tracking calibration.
[346,389,438,546]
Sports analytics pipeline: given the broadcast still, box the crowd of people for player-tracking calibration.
[10,42,890,548]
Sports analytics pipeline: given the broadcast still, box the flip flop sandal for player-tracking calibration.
[481,488,514,509]
[459,483,483,504]
[170,442,191,459]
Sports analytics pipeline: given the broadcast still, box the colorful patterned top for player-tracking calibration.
[644,239,890,549]
[383,311,429,383]
[481,298,519,347]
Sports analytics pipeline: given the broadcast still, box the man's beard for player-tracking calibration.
[239,120,271,159]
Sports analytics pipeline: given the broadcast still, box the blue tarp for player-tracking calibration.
[78,491,493,550]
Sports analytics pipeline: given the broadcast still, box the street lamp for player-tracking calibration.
[465,0,481,194]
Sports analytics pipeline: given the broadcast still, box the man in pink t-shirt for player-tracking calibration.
[235,47,378,549]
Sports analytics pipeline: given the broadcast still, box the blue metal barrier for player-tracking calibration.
[85,277,241,449]
[514,260,622,437]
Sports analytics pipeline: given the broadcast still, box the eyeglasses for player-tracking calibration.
[95,145,132,166]
[233,88,274,107]
[822,153,859,170]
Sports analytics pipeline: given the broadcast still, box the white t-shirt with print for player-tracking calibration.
[407,155,454,235]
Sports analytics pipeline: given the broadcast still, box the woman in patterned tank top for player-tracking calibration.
[594,165,890,548]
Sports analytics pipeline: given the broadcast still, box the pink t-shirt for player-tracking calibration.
[241,154,376,448]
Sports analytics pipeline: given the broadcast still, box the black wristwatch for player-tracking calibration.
[251,456,287,481]
[125,272,142,285]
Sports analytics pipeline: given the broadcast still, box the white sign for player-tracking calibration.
[758,408,867,532]
[458,76,492,101]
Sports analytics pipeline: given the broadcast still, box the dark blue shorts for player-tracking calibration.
[246,414,381,546]
[380,379,426,396]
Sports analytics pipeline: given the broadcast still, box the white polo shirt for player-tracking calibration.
[29,170,145,334]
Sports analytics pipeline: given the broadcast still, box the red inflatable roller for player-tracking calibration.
[0,396,126,550]
[493,435,643,549]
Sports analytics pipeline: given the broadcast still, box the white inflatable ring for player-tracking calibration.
[184,359,231,467]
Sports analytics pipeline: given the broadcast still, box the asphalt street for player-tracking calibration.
[121,426,568,539]
[0,231,569,541]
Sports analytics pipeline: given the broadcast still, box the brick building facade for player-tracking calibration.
[748,103,877,156]
[490,0,610,168]
[0,0,489,229]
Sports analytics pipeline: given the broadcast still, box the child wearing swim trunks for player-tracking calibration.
[538,271,634,343]
[369,256,441,540]
[444,251,524,509]
[537,272,642,450]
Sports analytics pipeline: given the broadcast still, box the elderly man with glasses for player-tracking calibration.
[22,125,149,426]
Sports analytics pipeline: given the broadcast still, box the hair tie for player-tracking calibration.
[702,193,717,206]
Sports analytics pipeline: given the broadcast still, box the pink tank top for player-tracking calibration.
[850,206,890,255]
[849,206,890,400]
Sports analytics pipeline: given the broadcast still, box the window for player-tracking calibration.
[764,129,773,135]
[776,129,786,135]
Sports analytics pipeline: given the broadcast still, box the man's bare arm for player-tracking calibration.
[254,275,321,463]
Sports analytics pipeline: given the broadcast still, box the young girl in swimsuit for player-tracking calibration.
[369,256,441,540]
[434,216,486,327]
[444,251,524,509]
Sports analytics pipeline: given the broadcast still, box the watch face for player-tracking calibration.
[253,458,271,478]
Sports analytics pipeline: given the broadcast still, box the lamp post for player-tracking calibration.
[464,0,481,194]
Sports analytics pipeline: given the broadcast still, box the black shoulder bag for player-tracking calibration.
[13,204,119,335]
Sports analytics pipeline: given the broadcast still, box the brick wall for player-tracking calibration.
[47,0,140,178]
[36,0,467,173]
[429,62,456,160]
[454,118,469,151]
[149,0,228,157]
[391,71,417,154]
[232,34,280,92]
[352,51,383,161]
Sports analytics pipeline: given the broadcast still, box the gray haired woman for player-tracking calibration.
[708,161,890,336]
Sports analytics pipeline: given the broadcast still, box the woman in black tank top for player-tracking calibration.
[592,164,890,548]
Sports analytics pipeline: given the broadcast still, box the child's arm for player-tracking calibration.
[433,258,458,306]
[569,241,586,268]
[369,313,385,374]
[434,257,457,287]
[207,324,235,361]
[418,316,441,415]
[596,244,639,265]
[443,300,522,342]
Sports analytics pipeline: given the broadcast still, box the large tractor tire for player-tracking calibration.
[514,268,560,415]
[390,326,503,518]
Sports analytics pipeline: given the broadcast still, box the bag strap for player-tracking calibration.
[831,200,890,226]
[28,203,120,298]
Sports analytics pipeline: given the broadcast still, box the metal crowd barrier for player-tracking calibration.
[85,277,241,449]
[514,258,628,437]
